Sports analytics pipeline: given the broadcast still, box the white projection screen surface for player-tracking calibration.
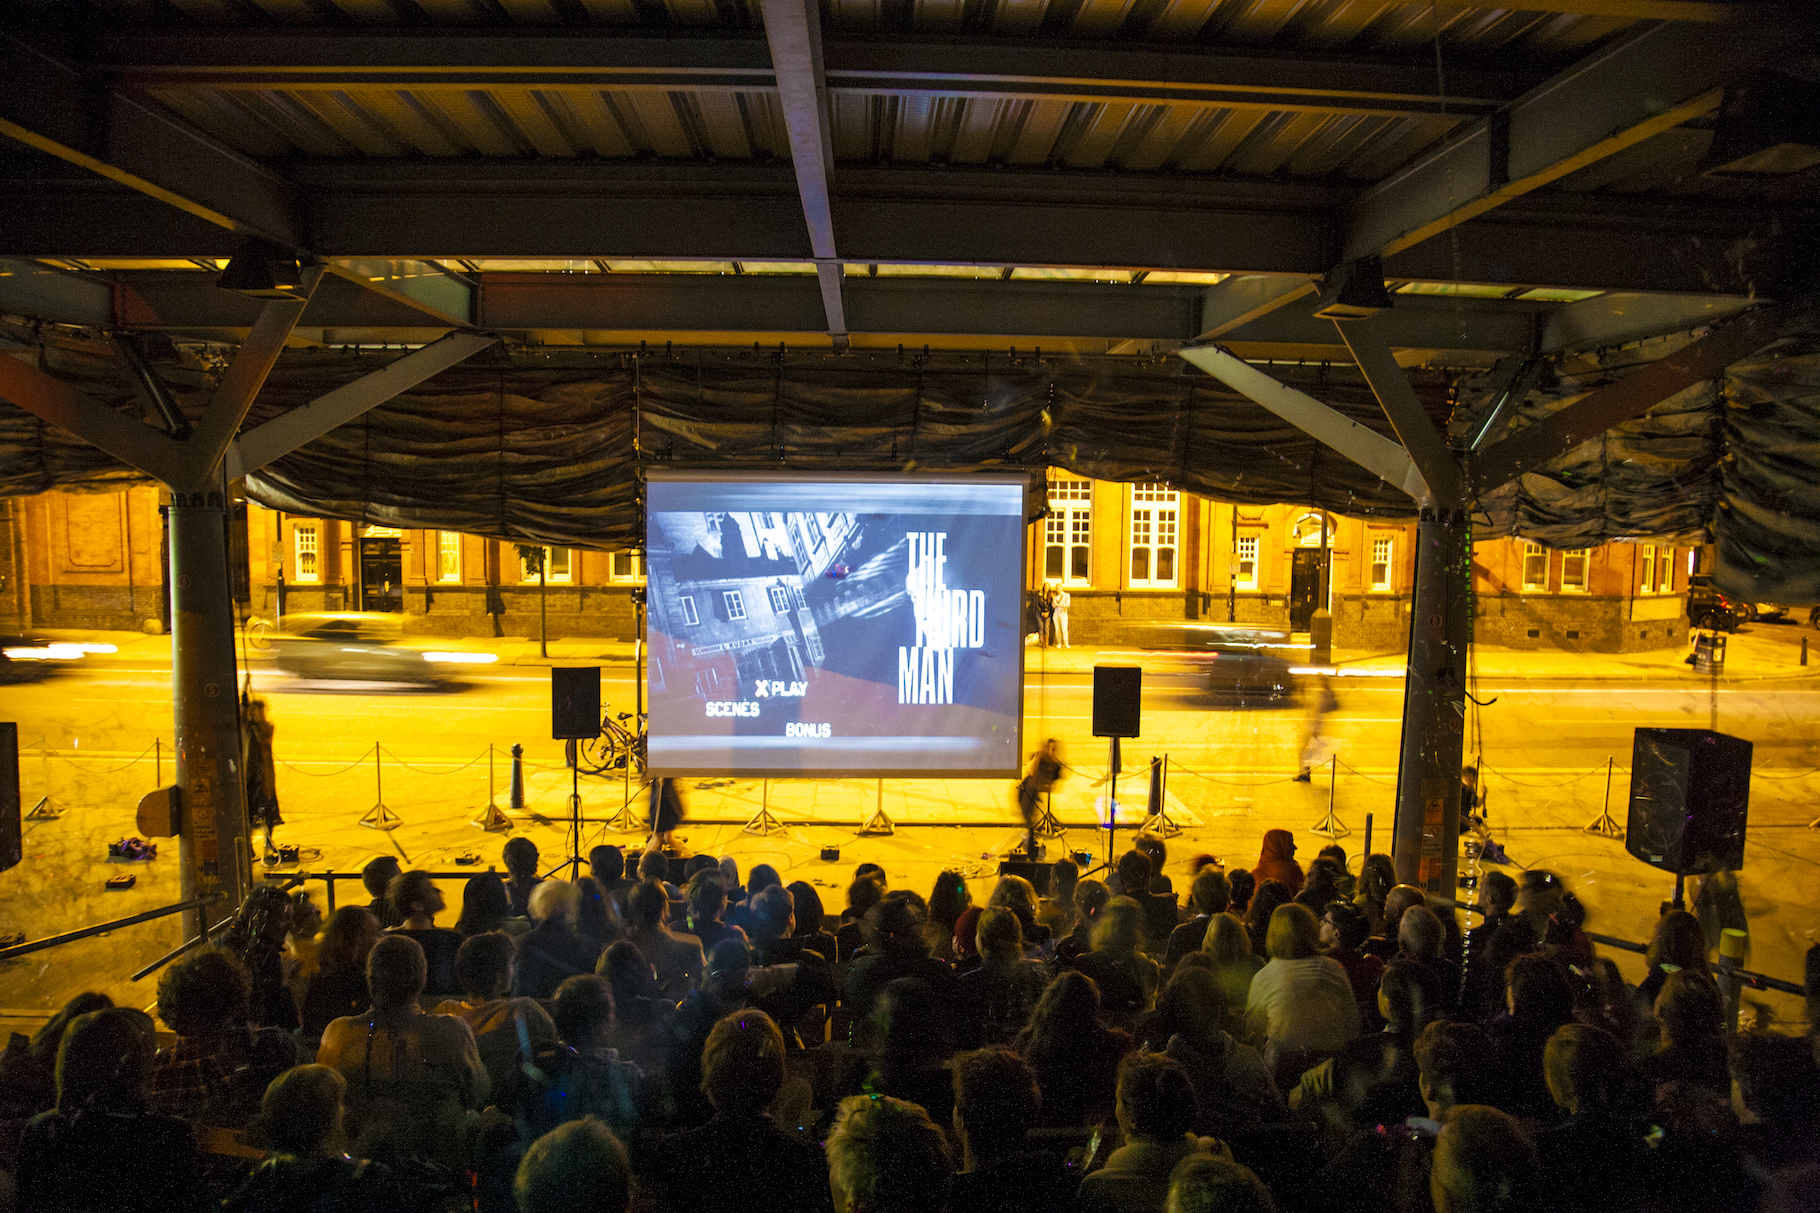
[644,472,1028,778]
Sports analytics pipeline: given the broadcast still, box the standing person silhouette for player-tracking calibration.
[1016,739,1064,859]
[647,776,686,857]
[1294,675,1339,782]
[1050,582,1072,648]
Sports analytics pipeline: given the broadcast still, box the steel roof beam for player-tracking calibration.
[760,0,847,348]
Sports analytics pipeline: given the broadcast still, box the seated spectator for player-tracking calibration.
[1397,906,1461,1020]
[1487,955,1577,1121]
[637,848,678,900]
[299,907,379,1044]
[515,879,600,999]
[386,870,463,997]
[1316,844,1355,899]
[1294,858,1341,913]
[956,907,1050,1048]
[1478,871,1563,982]
[502,836,543,920]
[1648,1080,1759,1213]
[844,893,958,1028]
[0,991,112,1119]
[1038,857,1082,940]
[1418,1021,1500,1119]
[749,861,786,898]
[590,845,638,917]
[361,856,403,929]
[596,940,671,1078]
[864,975,958,1128]
[1166,868,1231,978]
[575,874,617,956]
[786,879,839,961]
[1116,850,1179,947]
[1295,959,1446,1123]
[151,945,298,1128]
[683,868,749,956]
[1734,1029,1820,1174]
[525,974,643,1140]
[224,1064,401,1213]
[1074,897,1162,1028]
[455,870,529,940]
[221,884,301,1032]
[1251,829,1304,897]
[988,873,1055,953]
[1534,1024,1651,1213]
[953,905,985,969]
[1059,878,1112,963]
[741,885,838,1038]
[1639,970,1730,1097]
[1363,885,1426,961]
[671,938,757,1124]
[642,1007,831,1213]
[1321,901,1386,1027]
[1136,966,1279,1138]
[1135,834,1175,897]
[1430,1106,1538,1213]
[826,1093,953,1213]
[1459,872,1517,1022]
[623,879,705,1000]
[949,1046,1076,1213]
[317,934,487,1166]
[1245,903,1359,1086]
[1202,912,1264,1040]
[925,868,973,962]
[1013,970,1130,1127]
[1165,1155,1278,1213]
[284,892,324,1016]
[514,1118,631,1213]
[1226,869,1256,920]
[1077,1052,1218,1213]
[16,1007,201,1213]
[1244,880,1292,958]
[1354,855,1395,932]
[835,874,886,964]
[435,931,561,1105]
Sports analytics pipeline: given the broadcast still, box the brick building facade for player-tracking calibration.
[0,474,1691,653]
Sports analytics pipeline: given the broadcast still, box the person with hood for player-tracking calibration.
[1251,829,1305,897]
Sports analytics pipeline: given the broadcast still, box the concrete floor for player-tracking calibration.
[3,633,1816,1030]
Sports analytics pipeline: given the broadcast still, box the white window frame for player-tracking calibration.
[1560,548,1590,593]
[1235,534,1259,591]
[1370,536,1394,593]
[1521,543,1549,592]
[1043,476,1093,586]
[1658,548,1675,595]
[293,524,320,583]
[679,595,700,626]
[608,550,644,583]
[521,546,572,583]
[1127,485,1178,589]
[437,531,462,582]
[723,589,747,620]
[768,585,791,614]
[1639,544,1656,594]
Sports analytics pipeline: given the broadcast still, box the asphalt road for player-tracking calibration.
[9,657,1817,777]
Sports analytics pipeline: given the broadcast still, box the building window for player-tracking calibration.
[1044,476,1092,584]
[1370,536,1394,592]
[1235,534,1259,591]
[1659,547,1675,594]
[294,525,319,583]
[1640,544,1656,594]
[1521,543,1549,591]
[723,590,747,620]
[522,547,572,583]
[609,550,643,583]
[768,585,790,614]
[1561,549,1589,592]
[793,585,808,610]
[679,595,699,626]
[437,532,461,582]
[1128,486,1178,588]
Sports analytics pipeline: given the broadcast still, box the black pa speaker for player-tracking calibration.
[997,859,1053,896]
[0,723,18,874]
[551,667,602,740]
[1626,727,1751,875]
[1092,666,1142,739]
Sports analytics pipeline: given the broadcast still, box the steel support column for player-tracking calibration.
[1397,509,1471,894]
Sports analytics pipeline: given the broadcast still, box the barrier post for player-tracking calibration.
[359,744,401,829]
[25,738,57,820]
[1310,754,1349,838]
[473,743,512,831]
[510,744,525,810]
[1717,927,1749,1036]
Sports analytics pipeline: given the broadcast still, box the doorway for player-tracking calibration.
[1289,548,1328,631]
[358,538,402,612]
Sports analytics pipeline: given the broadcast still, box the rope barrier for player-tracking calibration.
[1335,759,1397,787]
[375,746,490,776]
[1168,762,1306,788]
[277,745,378,777]
[1477,761,1608,789]
[50,741,160,775]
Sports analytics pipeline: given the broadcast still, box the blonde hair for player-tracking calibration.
[975,907,1024,965]
[1202,912,1253,964]
[826,1094,953,1213]
[529,879,580,924]
[1091,897,1143,955]
[1265,903,1321,960]
[989,875,1039,918]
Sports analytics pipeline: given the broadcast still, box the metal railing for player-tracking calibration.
[0,894,222,963]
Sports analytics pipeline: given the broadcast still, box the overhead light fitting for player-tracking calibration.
[1703,75,1820,177]
[217,250,307,298]
[1312,256,1393,320]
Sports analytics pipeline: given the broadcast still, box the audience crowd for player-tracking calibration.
[2,832,1816,1213]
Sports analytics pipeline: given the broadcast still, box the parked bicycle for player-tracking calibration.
[565,710,647,775]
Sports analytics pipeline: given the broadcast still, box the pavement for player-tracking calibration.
[23,620,1820,683]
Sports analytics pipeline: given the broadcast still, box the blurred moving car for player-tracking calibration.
[1747,602,1789,622]
[1686,576,1746,632]
[271,612,492,684]
[0,635,117,681]
[1133,623,1299,706]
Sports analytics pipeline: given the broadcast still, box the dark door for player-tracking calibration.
[1289,548,1327,631]
[359,538,403,612]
